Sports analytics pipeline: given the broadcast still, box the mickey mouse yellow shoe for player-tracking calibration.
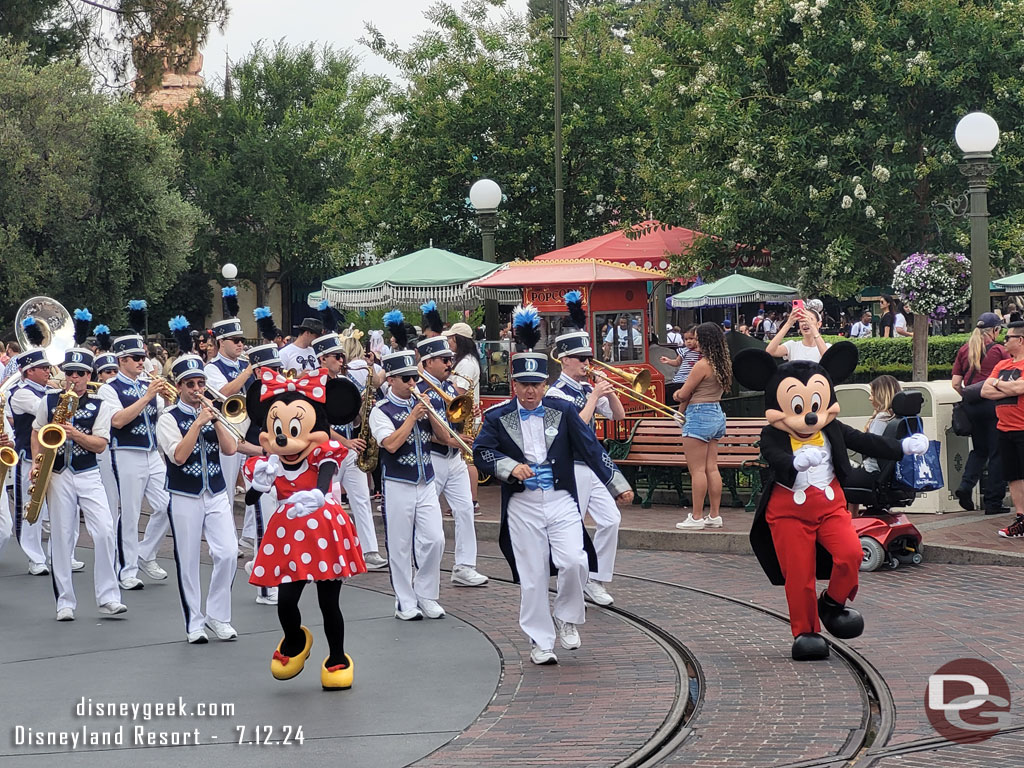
[321,654,354,690]
[271,626,313,680]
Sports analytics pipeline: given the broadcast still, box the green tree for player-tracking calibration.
[325,0,652,262]
[0,0,89,65]
[163,42,386,328]
[636,0,1024,296]
[0,42,201,327]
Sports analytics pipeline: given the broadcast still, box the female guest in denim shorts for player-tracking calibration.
[673,322,732,531]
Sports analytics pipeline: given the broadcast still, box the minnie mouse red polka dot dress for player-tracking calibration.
[245,441,366,587]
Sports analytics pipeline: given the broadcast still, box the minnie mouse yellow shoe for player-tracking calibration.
[321,654,354,690]
[271,626,313,680]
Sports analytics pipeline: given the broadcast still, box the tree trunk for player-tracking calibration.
[912,313,929,381]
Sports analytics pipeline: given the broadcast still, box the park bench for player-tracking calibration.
[605,417,768,509]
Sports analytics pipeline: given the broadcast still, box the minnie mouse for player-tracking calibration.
[733,342,929,660]
[243,367,363,689]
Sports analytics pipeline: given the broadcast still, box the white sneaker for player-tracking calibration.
[28,562,49,576]
[56,607,75,622]
[139,559,168,580]
[98,602,127,615]
[364,552,389,570]
[583,580,614,606]
[238,537,256,558]
[675,513,706,530]
[186,629,209,644]
[71,559,85,572]
[418,598,446,619]
[530,646,558,665]
[119,577,144,590]
[395,607,424,621]
[451,565,488,587]
[205,618,238,640]
[705,515,724,528]
[553,617,581,650]
[256,587,278,606]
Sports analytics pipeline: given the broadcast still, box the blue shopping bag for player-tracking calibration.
[894,420,943,493]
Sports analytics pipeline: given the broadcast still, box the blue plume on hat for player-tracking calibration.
[221,286,239,319]
[73,308,93,345]
[169,315,194,354]
[564,290,587,331]
[127,299,147,334]
[420,300,443,334]
[318,299,337,333]
[93,324,111,351]
[512,303,541,350]
[254,306,279,342]
[384,309,408,350]
[22,317,44,346]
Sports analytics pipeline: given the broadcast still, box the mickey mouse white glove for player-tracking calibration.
[249,454,282,493]
[902,433,929,455]
[286,489,325,519]
[793,445,829,472]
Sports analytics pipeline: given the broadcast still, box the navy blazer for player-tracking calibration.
[473,395,631,582]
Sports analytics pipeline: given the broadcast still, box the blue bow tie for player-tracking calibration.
[519,405,545,420]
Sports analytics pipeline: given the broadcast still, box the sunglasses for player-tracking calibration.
[1008,335,1024,340]
[400,375,419,383]
[65,370,89,378]
[181,379,205,389]
[128,355,146,362]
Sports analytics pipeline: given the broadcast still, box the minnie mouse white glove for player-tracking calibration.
[286,489,325,518]
[902,434,929,455]
[793,445,829,472]
[249,454,282,493]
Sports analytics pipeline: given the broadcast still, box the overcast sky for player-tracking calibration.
[201,0,531,85]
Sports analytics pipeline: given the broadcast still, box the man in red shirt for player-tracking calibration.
[981,321,1024,537]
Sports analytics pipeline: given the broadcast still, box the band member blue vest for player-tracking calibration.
[43,392,101,473]
[9,381,46,460]
[417,373,459,457]
[209,357,251,394]
[108,374,159,450]
[163,404,226,497]
[377,394,434,484]
[550,376,596,429]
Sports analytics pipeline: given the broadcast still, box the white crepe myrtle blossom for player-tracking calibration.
[841,195,853,209]
[854,184,867,200]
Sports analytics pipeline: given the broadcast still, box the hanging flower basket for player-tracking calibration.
[892,252,971,320]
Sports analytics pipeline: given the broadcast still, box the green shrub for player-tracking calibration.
[821,334,969,368]
[848,364,953,384]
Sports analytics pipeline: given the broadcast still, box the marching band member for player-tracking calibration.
[473,305,633,665]
[96,300,170,589]
[156,351,239,643]
[8,341,54,574]
[548,290,625,606]
[444,321,483,513]
[314,327,388,571]
[0,420,13,561]
[369,311,449,620]
[35,345,125,621]
[92,328,121,529]
[280,316,323,373]
[203,294,255,548]
[417,304,487,588]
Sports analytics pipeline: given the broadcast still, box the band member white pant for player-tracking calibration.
[222,450,244,512]
[333,450,378,555]
[47,469,120,611]
[507,487,588,652]
[13,461,47,566]
[111,449,170,579]
[96,449,120,525]
[383,478,444,614]
[241,475,275,601]
[166,490,238,634]
[573,462,620,582]
[430,451,477,567]
[0,487,12,559]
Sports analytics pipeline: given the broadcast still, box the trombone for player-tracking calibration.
[550,350,686,425]
[152,376,247,443]
[205,384,248,424]
[418,376,474,427]
[412,390,474,462]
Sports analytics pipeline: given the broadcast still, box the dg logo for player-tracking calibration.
[188,359,200,370]
[71,352,83,363]
[524,358,539,372]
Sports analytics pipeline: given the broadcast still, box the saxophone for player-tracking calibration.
[354,380,379,473]
[25,389,77,524]
[0,389,18,491]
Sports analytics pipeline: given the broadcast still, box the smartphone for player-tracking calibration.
[792,299,805,311]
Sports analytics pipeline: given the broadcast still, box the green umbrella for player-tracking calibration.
[307,290,322,308]
[993,272,1024,294]
[320,248,502,308]
[670,273,797,308]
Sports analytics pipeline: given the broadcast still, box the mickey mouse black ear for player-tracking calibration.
[819,341,858,385]
[732,349,778,392]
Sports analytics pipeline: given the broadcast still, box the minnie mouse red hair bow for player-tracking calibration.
[260,368,329,402]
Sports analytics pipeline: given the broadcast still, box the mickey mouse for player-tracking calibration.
[733,342,929,660]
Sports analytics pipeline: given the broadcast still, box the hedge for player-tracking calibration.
[821,334,969,368]
[848,364,953,384]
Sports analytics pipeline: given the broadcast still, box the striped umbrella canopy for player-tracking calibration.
[670,273,797,308]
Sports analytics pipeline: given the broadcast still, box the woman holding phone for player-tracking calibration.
[765,300,830,363]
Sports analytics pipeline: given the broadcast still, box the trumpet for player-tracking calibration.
[142,374,180,404]
[412,390,474,462]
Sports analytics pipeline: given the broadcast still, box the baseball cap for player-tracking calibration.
[977,312,1002,329]
[443,322,474,339]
